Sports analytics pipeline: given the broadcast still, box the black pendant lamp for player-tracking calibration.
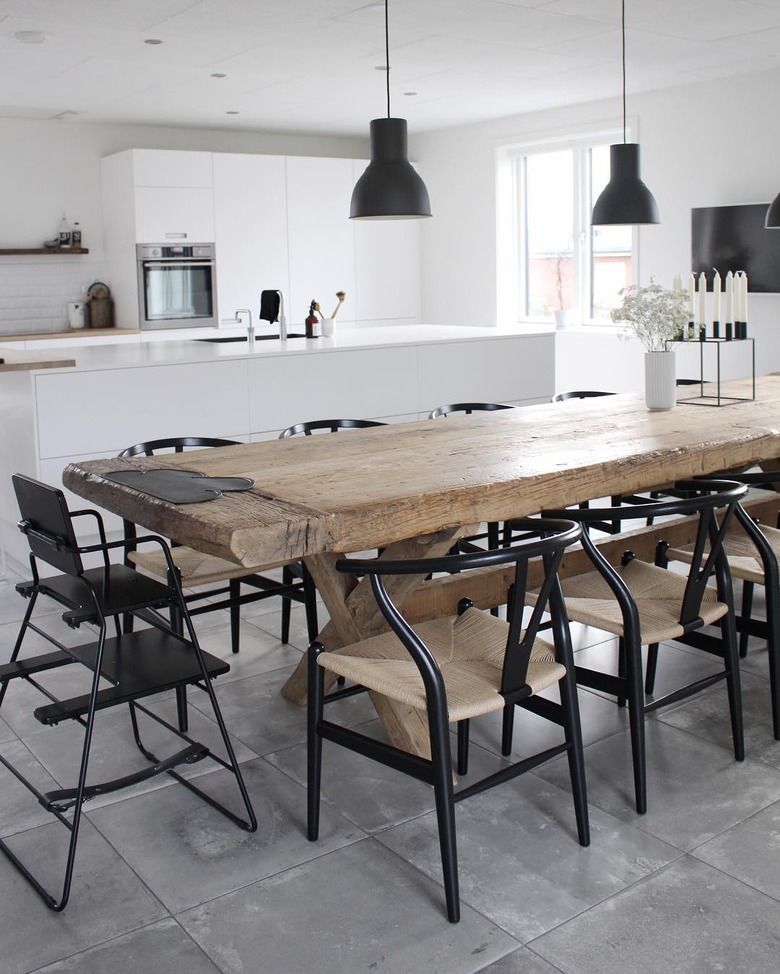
[350,0,431,220]
[591,0,659,226]
[765,194,780,228]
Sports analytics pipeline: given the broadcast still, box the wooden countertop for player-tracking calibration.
[0,348,76,372]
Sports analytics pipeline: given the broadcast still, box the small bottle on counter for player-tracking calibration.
[305,299,319,339]
[58,211,71,248]
[71,222,82,248]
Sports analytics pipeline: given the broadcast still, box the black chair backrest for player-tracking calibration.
[279,419,386,438]
[13,474,83,577]
[336,518,581,698]
[118,436,241,457]
[552,391,615,402]
[543,479,747,629]
[429,402,515,419]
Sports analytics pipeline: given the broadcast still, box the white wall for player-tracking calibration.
[414,66,780,388]
[0,118,367,335]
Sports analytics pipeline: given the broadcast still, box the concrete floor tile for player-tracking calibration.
[31,917,222,974]
[531,856,780,974]
[88,757,364,913]
[692,798,780,902]
[0,819,167,973]
[475,949,568,974]
[178,839,519,974]
[536,720,780,849]
[378,775,680,942]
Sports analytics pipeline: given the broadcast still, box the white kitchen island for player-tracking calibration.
[0,324,553,567]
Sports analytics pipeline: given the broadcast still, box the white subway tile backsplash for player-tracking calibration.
[0,259,107,335]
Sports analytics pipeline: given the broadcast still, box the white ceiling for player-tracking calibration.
[1,0,779,135]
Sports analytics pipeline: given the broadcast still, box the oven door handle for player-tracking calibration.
[143,261,214,269]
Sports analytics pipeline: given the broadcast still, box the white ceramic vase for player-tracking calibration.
[553,309,570,330]
[644,350,676,411]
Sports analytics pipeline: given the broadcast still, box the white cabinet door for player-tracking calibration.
[352,160,421,322]
[132,149,213,188]
[134,187,215,243]
[213,153,289,326]
[286,156,356,326]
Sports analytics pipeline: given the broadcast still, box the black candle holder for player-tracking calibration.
[677,334,755,406]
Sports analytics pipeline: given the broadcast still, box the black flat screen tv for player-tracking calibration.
[692,203,780,292]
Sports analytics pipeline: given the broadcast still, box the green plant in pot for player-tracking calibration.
[611,283,690,411]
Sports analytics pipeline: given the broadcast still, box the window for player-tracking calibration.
[498,132,636,326]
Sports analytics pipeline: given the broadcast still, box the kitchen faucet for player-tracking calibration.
[235,309,254,344]
[276,291,288,340]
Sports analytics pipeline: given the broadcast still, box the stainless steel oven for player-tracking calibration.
[136,243,217,330]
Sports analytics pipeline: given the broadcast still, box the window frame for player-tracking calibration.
[496,124,640,328]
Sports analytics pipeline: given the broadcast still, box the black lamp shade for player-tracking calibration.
[765,193,780,229]
[591,143,660,226]
[350,118,432,220]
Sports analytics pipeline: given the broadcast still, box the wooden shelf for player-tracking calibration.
[0,248,90,256]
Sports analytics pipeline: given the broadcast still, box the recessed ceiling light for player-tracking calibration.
[403,91,417,97]
[211,73,227,78]
[14,30,46,44]
[144,38,163,45]
[374,65,389,71]
[226,110,239,115]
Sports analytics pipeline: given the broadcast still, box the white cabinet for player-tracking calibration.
[134,187,215,243]
[286,157,357,326]
[213,154,289,325]
[131,149,213,188]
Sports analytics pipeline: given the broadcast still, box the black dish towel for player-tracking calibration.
[259,290,280,323]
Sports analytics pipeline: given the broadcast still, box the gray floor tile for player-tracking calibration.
[178,839,519,974]
[658,669,780,767]
[0,711,15,744]
[88,757,364,913]
[267,719,509,834]
[189,614,305,685]
[30,917,222,974]
[536,720,780,849]
[475,950,566,974]
[531,856,780,974]
[191,666,377,756]
[0,819,167,974]
[0,739,64,836]
[378,775,680,942]
[692,798,780,902]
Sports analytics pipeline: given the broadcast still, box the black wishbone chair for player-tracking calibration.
[0,474,256,910]
[119,436,317,651]
[662,470,780,740]
[307,517,589,923]
[531,479,747,815]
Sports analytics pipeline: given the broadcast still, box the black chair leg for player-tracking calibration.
[307,644,325,841]
[501,705,515,756]
[428,707,460,923]
[559,669,590,846]
[645,643,660,695]
[229,578,240,654]
[721,614,745,761]
[624,639,647,814]
[280,566,293,644]
[617,637,627,708]
[456,720,469,776]
[739,581,754,658]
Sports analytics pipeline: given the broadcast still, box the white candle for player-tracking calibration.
[725,270,734,323]
[741,271,749,322]
[688,272,696,320]
[672,274,682,292]
[712,269,721,322]
[698,271,707,326]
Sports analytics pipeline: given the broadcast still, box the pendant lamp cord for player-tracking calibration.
[385,0,391,118]
[621,0,627,143]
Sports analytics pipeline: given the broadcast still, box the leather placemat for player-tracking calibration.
[105,468,254,505]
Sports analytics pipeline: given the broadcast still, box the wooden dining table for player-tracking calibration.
[63,374,780,755]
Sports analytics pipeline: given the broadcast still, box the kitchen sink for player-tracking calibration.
[198,334,306,343]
